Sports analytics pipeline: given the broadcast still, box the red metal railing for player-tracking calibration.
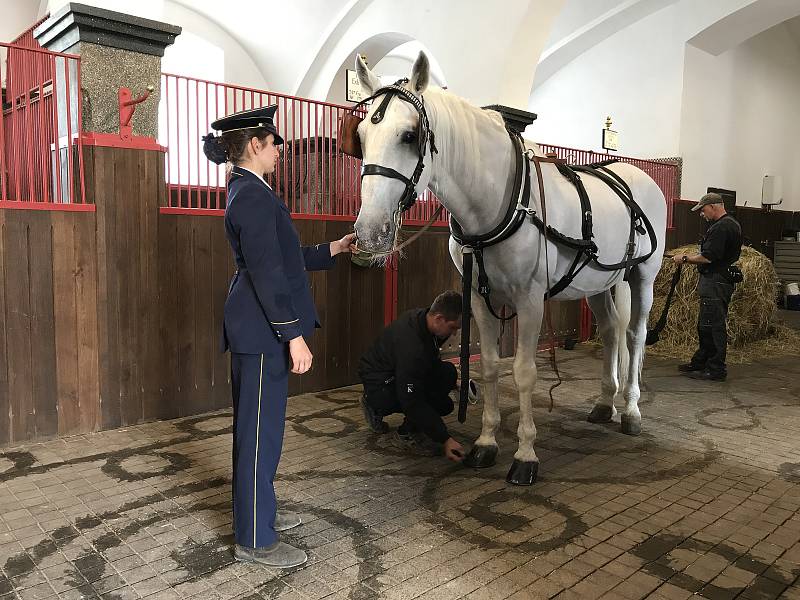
[159,73,449,225]
[9,14,49,48]
[159,73,679,232]
[0,42,86,204]
[538,143,679,228]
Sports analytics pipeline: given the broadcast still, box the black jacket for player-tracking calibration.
[359,308,451,442]
[698,214,742,276]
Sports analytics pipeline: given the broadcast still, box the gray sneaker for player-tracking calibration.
[390,430,440,456]
[234,542,308,568]
[275,511,302,532]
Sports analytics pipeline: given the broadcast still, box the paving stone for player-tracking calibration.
[0,350,797,599]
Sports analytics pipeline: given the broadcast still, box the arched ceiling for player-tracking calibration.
[9,0,800,107]
[688,0,800,55]
[533,0,800,91]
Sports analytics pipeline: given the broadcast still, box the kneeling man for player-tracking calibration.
[358,291,465,462]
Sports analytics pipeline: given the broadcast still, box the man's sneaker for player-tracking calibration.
[275,511,302,532]
[234,542,307,568]
[360,394,389,434]
[390,430,440,456]
[686,369,726,382]
[678,363,706,373]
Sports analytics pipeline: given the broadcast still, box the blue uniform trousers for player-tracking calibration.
[231,350,288,548]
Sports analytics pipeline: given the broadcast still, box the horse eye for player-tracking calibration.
[401,131,417,144]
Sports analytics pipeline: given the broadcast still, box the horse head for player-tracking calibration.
[352,51,435,254]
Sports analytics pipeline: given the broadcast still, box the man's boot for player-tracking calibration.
[360,394,389,433]
[392,425,439,456]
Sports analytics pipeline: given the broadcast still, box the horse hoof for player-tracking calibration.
[587,405,614,423]
[506,460,538,486]
[463,445,498,468]
[621,414,642,436]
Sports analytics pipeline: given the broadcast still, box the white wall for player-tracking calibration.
[529,2,686,157]
[300,0,562,108]
[680,22,800,210]
[1,0,43,77]
[324,40,447,105]
[1,0,41,42]
[161,2,267,90]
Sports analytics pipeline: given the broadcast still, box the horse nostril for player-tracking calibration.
[380,223,390,235]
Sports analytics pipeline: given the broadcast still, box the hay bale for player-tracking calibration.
[646,245,800,363]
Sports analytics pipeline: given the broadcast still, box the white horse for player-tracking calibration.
[352,52,666,485]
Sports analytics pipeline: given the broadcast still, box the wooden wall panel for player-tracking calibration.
[211,218,232,411]
[90,146,120,430]
[89,147,164,431]
[4,216,35,442]
[8,166,797,448]
[157,213,180,421]
[52,214,80,435]
[74,215,100,433]
[158,213,234,417]
[0,208,98,446]
[0,213,7,446]
[667,200,798,257]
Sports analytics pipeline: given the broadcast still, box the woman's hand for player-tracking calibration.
[289,337,313,374]
[330,233,358,256]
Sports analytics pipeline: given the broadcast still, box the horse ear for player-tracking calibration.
[355,54,381,96]
[409,51,430,94]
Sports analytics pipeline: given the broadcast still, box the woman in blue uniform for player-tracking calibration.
[203,106,355,568]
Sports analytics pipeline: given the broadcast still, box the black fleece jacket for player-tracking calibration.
[358,308,450,442]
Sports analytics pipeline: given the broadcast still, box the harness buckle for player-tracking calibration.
[516,202,536,219]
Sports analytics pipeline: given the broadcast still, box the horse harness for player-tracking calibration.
[450,131,660,320]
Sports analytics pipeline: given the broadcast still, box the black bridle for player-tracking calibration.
[353,79,438,213]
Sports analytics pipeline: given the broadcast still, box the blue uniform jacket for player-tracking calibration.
[221,166,335,353]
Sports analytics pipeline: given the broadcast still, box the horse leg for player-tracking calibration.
[620,274,655,435]
[507,295,544,486]
[463,289,503,468]
[586,291,621,423]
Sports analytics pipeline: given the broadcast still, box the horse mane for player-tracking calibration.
[422,87,508,194]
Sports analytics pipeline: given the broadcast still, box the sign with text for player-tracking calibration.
[602,128,618,151]
[346,69,364,103]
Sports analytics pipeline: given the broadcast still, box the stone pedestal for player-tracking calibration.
[34,3,181,138]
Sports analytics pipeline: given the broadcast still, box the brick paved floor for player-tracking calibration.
[1,347,799,599]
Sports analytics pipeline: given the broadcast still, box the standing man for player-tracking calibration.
[203,106,356,568]
[672,192,742,381]
[358,291,465,462]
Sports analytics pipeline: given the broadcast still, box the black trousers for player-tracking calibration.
[363,361,457,431]
[691,273,734,376]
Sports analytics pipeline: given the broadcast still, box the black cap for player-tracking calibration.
[210,105,284,145]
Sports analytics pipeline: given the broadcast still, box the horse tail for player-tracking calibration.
[613,280,631,390]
